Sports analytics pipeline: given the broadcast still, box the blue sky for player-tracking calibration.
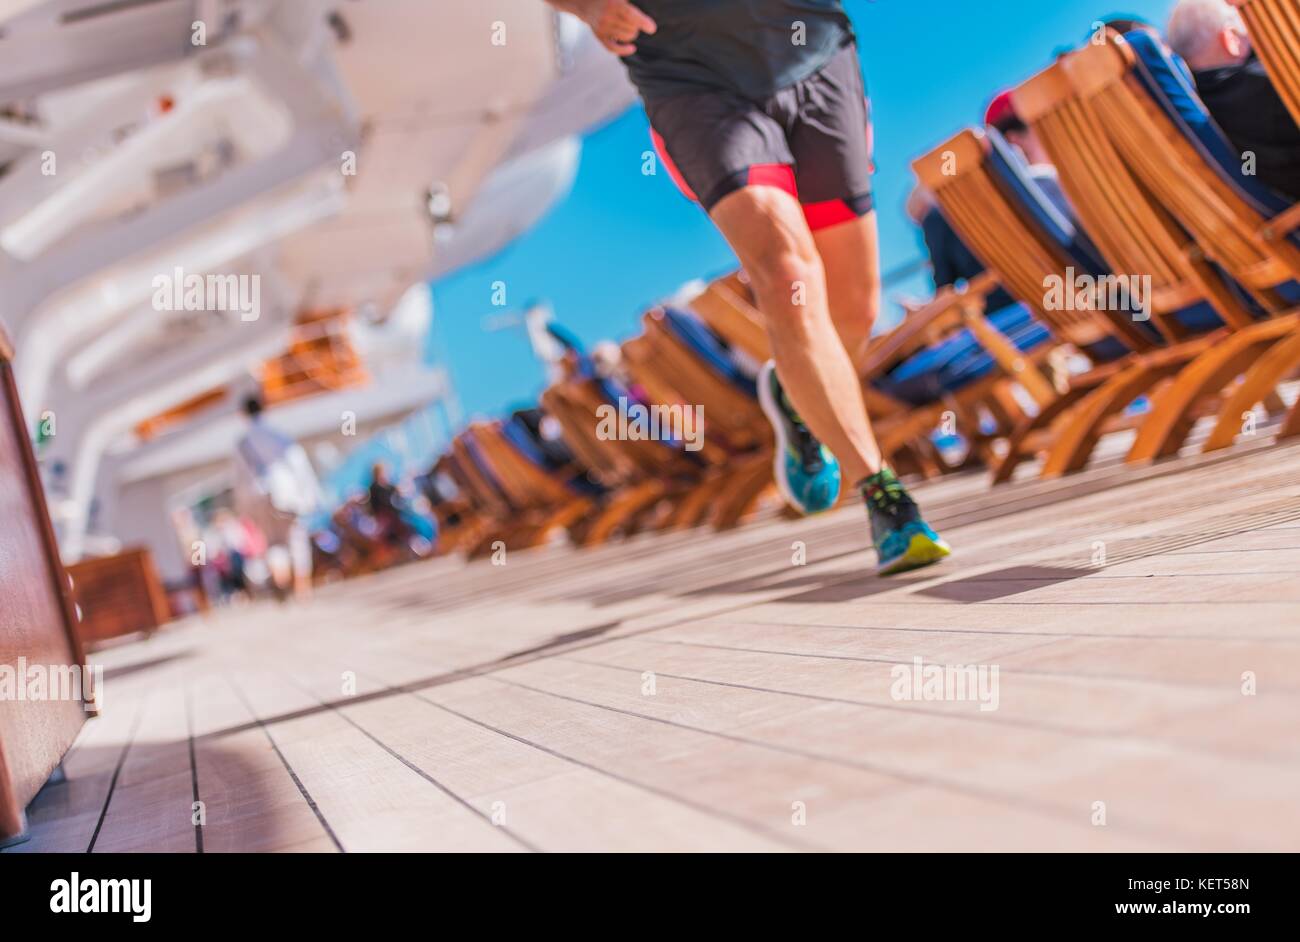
[428,0,1179,426]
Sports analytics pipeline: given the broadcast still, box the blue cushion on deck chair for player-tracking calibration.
[502,414,605,497]
[660,307,759,398]
[502,415,553,469]
[581,358,700,460]
[873,302,1052,407]
[985,128,1113,278]
[984,129,1169,349]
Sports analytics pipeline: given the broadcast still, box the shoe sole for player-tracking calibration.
[756,362,803,514]
[877,532,952,576]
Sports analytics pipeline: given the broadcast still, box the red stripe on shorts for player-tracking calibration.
[650,128,698,201]
[802,198,859,231]
[746,163,798,196]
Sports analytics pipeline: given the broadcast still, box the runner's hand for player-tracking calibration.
[571,0,657,57]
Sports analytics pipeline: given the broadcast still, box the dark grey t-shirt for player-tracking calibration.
[623,0,854,103]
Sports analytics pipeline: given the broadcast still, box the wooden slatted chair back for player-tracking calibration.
[0,327,90,842]
[913,128,1154,354]
[539,385,629,484]
[470,421,575,510]
[687,278,771,362]
[1232,0,1300,127]
[1014,58,1256,335]
[1063,32,1300,303]
[634,309,766,451]
[541,376,690,484]
[449,433,514,516]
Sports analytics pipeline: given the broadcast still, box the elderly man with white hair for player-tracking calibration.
[1167,0,1300,200]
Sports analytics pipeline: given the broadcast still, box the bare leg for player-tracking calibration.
[813,211,882,374]
[710,185,883,483]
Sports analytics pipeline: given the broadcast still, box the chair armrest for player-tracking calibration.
[959,297,1058,408]
[1262,202,1300,240]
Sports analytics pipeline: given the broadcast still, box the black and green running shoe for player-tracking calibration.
[862,468,951,576]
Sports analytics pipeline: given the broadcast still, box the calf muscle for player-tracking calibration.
[710,186,884,482]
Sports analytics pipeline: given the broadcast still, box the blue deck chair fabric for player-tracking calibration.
[873,302,1052,408]
[660,307,759,399]
[574,350,698,459]
[502,414,605,497]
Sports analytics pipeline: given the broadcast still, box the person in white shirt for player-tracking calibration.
[232,395,322,600]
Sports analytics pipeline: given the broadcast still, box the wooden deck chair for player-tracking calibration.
[460,417,597,552]
[914,126,1179,481]
[1063,30,1300,462]
[445,432,523,557]
[1067,31,1300,298]
[622,306,776,529]
[1004,54,1275,473]
[424,456,481,556]
[1231,0,1300,127]
[858,271,1050,474]
[539,360,710,546]
[328,497,406,573]
[687,272,1023,479]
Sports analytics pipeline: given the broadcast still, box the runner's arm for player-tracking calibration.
[542,0,657,57]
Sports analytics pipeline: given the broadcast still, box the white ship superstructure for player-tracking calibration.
[0,0,635,581]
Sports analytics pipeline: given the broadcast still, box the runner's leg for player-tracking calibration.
[709,185,883,485]
[813,210,883,374]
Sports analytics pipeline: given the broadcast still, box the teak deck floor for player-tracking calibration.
[11,437,1300,852]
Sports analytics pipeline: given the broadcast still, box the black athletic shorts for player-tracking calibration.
[646,41,875,230]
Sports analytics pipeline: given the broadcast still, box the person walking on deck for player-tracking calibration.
[233,394,323,599]
[543,0,949,574]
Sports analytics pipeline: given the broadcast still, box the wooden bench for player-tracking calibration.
[65,547,171,649]
[0,327,91,845]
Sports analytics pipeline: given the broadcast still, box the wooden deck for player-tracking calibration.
[11,437,1300,852]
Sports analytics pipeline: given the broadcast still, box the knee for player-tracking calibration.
[838,279,881,337]
[747,244,824,314]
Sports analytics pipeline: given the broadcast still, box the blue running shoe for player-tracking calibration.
[757,361,841,514]
[863,469,951,576]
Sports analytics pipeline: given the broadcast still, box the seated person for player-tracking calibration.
[903,91,1073,316]
[1168,0,1300,201]
[984,90,1074,219]
[367,462,414,547]
[906,185,1016,313]
[1098,15,1162,40]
